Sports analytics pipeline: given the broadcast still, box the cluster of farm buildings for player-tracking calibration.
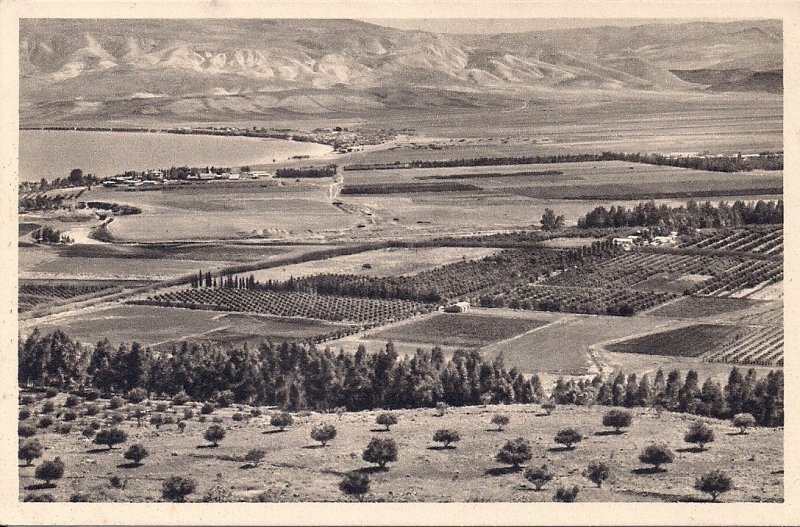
[101,169,272,188]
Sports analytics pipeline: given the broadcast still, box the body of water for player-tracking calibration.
[18,130,334,182]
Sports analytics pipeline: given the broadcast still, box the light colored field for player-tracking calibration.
[21,304,345,348]
[18,397,782,503]
[246,247,498,282]
[538,237,599,248]
[367,312,550,349]
[483,314,688,376]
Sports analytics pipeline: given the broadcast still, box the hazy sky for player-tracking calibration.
[362,18,731,34]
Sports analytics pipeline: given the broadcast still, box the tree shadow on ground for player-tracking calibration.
[547,446,575,453]
[355,466,388,475]
[594,430,623,437]
[85,447,112,454]
[676,446,706,454]
[484,428,503,432]
[535,412,552,417]
[195,444,218,449]
[239,463,257,470]
[484,466,522,477]
[631,466,666,475]
[369,428,390,433]
[302,444,326,449]
[427,445,456,450]
[116,462,142,469]
[725,432,746,436]
[25,483,56,491]
[263,429,286,435]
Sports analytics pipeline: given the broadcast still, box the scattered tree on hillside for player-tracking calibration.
[162,476,197,502]
[362,437,398,468]
[495,437,532,469]
[554,428,582,450]
[732,413,756,434]
[123,444,149,466]
[695,470,734,502]
[541,401,556,416]
[553,485,579,502]
[684,421,715,450]
[339,471,370,501]
[638,443,674,471]
[310,423,337,446]
[18,439,43,466]
[245,449,266,467]
[585,460,611,488]
[602,409,633,433]
[34,457,65,486]
[524,464,554,491]
[94,428,128,450]
[376,412,398,431]
[491,414,510,431]
[432,429,461,448]
[270,412,293,431]
[204,424,226,447]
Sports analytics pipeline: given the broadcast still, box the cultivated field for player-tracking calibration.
[17,395,782,503]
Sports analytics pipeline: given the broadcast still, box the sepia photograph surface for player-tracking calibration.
[3,0,798,524]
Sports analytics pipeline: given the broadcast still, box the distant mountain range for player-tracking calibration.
[19,19,782,123]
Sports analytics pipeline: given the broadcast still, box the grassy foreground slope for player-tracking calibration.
[19,400,782,503]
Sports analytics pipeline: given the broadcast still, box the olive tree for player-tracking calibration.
[602,409,632,434]
[638,443,674,471]
[491,414,510,431]
[19,439,43,466]
[310,423,337,446]
[495,437,532,469]
[524,464,554,491]
[554,428,582,450]
[695,470,733,502]
[362,437,398,468]
[34,457,65,486]
[732,413,755,435]
[339,471,370,501]
[204,424,226,447]
[684,421,715,450]
[432,429,461,448]
[376,412,398,431]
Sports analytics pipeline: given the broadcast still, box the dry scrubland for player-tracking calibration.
[18,396,782,503]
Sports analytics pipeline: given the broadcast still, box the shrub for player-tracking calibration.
[55,423,72,435]
[19,409,31,421]
[84,404,99,416]
[339,471,370,501]
[602,409,633,433]
[362,437,398,468]
[215,390,235,408]
[585,460,611,488]
[541,401,556,415]
[177,421,187,433]
[245,448,266,467]
[89,420,101,430]
[491,414,510,431]
[69,492,91,502]
[495,437,532,469]
[204,424,226,447]
[64,394,81,408]
[45,387,58,398]
[310,423,337,446]
[109,412,125,424]
[684,421,715,450]
[150,414,164,429]
[19,439,44,465]
[212,416,224,424]
[554,428,582,449]
[162,476,197,502]
[41,401,55,414]
[163,415,175,425]
[82,425,96,438]
[108,475,127,489]
[81,389,100,401]
[376,412,398,431]
[232,412,245,422]
[124,444,149,465]
[695,470,733,502]
[127,388,148,404]
[21,394,36,405]
[183,408,194,420]
[271,412,294,431]
[108,396,124,410]
[34,457,65,486]
[172,392,191,406]
[732,413,756,434]
[250,408,263,418]
[435,402,449,416]
[432,429,461,448]
[639,443,674,471]
[62,410,77,421]
[37,416,53,428]
[94,428,128,450]
[524,465,554,491]
[19,423,37,437]
[553,485,579,502]
[155,402,169,413]
[201,402,215,415]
